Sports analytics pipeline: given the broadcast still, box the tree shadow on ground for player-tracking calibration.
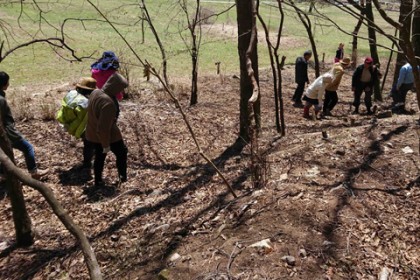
[321,123,409,257]
[6,138,247,279]
[57,166,92,186]
[82,183,118,203]
[0,183,6,201]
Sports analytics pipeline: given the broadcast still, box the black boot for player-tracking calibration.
[352,106,359,115]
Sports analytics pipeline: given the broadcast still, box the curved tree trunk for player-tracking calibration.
[0,119,33,247]
[0,149,103,280]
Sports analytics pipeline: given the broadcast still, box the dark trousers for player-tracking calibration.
[393,83,413,106]
[323,90,338,113]
[91,140,127,184]
[353,83,373,110]
[82,137,94,166]
[292,82,306,103]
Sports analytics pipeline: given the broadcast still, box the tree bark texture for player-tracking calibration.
[351,14,364,69]
[393,0,413,85]
[412,0,420,57]
[257,1,280,133]
[188,0,201,106]
[365,0,382,101]
[0,118,33,247]
[236,0,260,142]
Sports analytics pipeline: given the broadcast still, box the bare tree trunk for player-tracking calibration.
[351,14,365,69]
[411,0,420,57]
[275,55,287,136]
[0,148,103,280]
[289,0,320,77]
[372,0,420,110]
[190,43,198,105]
[257,0,286,135]
[187,0,201,106]
[366,0,382,101]
[275,0,287,136]
[236,0,260,142]
[393,0,413,85]
[140,0,169,85]
[381,28,398,93]
[0,119,33,247]
[257,1,280,133]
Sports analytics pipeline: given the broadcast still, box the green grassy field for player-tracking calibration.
[0,0,398,86]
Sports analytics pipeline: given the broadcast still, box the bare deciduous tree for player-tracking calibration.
[236,0,260,142]
[287,0,320,77]
[179,0,202,106]
[257,0,286,135]
[373,0,420,110]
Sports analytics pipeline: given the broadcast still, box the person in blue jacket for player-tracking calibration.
[392,61,417,114]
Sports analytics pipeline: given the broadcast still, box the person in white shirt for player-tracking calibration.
[303,73,333,119]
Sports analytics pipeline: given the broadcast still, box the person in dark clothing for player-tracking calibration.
[334,43,344,63]
[0,71,48,179]
[292,50,312,107]
[351,57,379,114]
[85,73,128,186]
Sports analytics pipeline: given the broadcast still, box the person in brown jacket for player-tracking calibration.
[322,57,351,116]
[86,73,128,186]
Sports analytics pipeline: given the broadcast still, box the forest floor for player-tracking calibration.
[0,63,419,280]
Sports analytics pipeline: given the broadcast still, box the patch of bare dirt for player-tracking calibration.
[203,23,306,49]
[0,64,419,280]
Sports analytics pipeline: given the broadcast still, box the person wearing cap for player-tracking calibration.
[86,73,129,186]
[0,71,49,179]
[56,77,97,169]
[392,61,417,114]
[322,57,351,117]
[351,57,379,114]
[303,73,333,119]
[292,50,312,107]
[91,51,124,101]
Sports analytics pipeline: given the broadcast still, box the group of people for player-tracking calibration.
[1,46,418,185]
[1,51,128,186]
[293,43,417,119]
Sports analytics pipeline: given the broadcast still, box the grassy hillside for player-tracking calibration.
[0,0,397,86]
